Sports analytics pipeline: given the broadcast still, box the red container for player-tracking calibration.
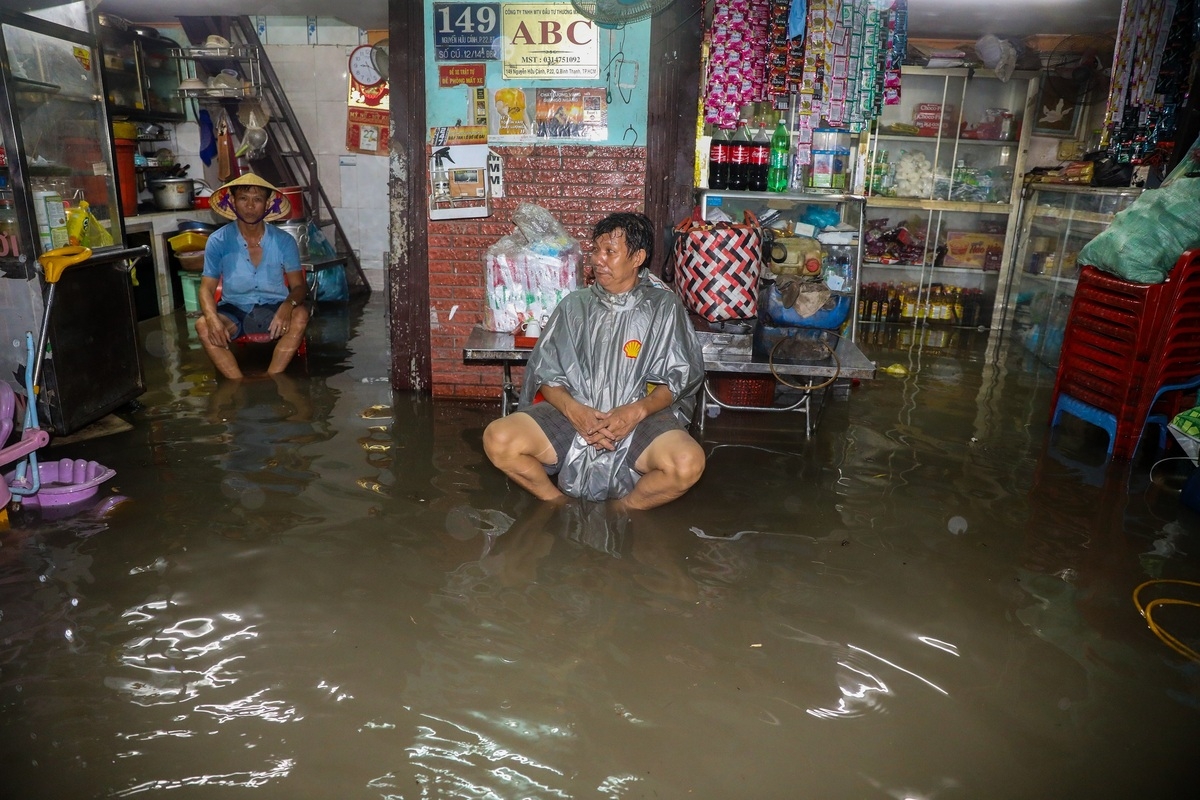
[113,138,138,215]
[712,375,776,407]
[278,185,305,220]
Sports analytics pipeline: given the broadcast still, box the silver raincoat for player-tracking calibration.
[519,271,704,501]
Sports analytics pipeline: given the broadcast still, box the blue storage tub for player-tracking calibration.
[762,281,852,329]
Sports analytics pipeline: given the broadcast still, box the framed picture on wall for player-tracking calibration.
[1033,79,1084,138]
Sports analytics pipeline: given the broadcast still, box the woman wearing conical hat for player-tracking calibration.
[196,173,308,379]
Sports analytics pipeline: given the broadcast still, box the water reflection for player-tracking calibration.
[201,374,335,538]
[3,300,1200,797]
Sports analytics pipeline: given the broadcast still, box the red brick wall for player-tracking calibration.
[428,144,647,400]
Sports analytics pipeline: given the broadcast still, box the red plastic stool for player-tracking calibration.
[233,332,306,352]
[232,332,308,370]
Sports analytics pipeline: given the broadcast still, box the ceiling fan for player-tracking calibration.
[571,0,680,29]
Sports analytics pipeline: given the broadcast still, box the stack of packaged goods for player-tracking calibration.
[702,0,908,190]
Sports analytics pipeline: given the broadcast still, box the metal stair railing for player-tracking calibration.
[177,15,371,298]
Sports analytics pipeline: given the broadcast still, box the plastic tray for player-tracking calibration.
[168,231,209,252]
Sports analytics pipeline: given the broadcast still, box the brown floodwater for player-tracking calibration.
[1,299,1198,799]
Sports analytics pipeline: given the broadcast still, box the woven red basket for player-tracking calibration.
[712,375,776,407]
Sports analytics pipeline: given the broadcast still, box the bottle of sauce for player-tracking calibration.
[0,192,20,260]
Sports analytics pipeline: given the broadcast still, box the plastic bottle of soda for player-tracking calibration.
[768,117,791,192]
[708,126,731,190]
[727,120,751,191]
[749,117,770,191]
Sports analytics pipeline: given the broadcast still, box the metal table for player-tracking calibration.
[463,325,877,433]
[697,336,876,434]
[462,326,532,415]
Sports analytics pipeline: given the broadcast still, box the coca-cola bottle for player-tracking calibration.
[749,117,770,191]
[708,126,731,190]
[727,119,751,191]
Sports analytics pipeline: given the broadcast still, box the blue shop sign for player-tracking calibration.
[434,3,502,61]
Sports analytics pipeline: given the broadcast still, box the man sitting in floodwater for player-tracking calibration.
[483,212,706,510]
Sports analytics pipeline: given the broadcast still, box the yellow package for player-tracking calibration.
[66,201,114,248]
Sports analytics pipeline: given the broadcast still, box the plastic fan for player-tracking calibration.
[571,0,679,28]
[1044,34,1116,106]
[371,39,389,83]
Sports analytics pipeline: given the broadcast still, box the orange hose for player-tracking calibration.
[1132,579,1200,662]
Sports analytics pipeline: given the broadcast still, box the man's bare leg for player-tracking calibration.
[621,429,706,511]
[483,412,565,501]
[196,316,243,380]
[269,305,310,374]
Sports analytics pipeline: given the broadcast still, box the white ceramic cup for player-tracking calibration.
[521,318,542,338]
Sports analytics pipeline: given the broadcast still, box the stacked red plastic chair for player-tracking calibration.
[1049,249,1200,460]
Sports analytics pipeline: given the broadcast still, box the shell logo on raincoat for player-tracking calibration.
[623,339,642,358]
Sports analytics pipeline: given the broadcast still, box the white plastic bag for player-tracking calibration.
[483,204,582,332]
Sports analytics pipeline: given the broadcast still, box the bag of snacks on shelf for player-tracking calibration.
[65,201,113,248]
[1078,137,1200,284]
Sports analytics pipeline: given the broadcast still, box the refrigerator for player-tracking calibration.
[0,2,145,434]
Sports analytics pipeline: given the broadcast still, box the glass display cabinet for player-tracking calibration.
[860,66,1040,330]
[98,25,185,121]
[0,4,145,433]
[1,7,125,271]
[1001,183,1143,369]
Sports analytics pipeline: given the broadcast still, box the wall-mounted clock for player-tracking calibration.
[348,44,384,88]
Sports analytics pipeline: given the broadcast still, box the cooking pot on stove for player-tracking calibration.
[149,177,197,211]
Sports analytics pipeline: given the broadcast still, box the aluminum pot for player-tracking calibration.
[149,178,196,211]
[274,220,309,259]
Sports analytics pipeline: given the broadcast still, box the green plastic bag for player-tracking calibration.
[1078,135,1200,284]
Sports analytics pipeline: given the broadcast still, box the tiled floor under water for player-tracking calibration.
[2,297,1199,798]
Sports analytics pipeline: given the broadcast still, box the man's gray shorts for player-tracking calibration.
[518,402,685,476]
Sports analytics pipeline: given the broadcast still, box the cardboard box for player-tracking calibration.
[944,231,1006,269]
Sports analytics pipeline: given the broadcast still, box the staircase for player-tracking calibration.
[176,15,371,298]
